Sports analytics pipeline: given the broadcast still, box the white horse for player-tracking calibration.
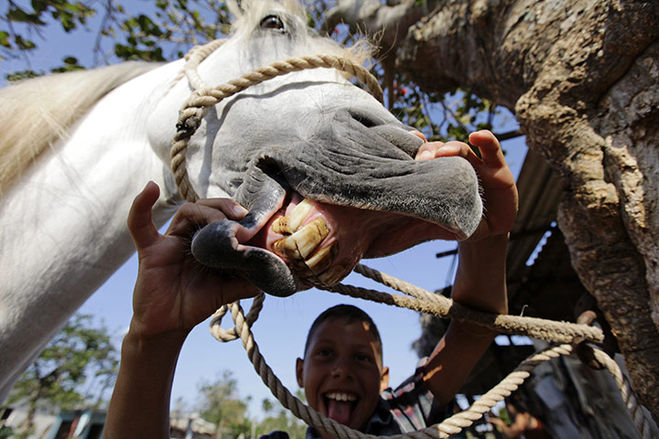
[0,0,482,401]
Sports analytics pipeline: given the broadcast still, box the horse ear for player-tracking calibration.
[226,0,245,18]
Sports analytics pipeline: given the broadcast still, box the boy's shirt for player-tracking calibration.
[260,358,455,439]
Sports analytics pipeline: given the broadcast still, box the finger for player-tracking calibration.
[166,202,235,237]
[432,141,483,170]
[127,181,161,250]
[409,130,427,143]
[195,198,249,220]
[468,130,505,167]
[220,278,262,303]
[415,141,443,161]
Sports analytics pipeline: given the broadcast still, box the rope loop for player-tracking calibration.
[170,42,657,439]
[210,293,265,342]
[170,50,383,202]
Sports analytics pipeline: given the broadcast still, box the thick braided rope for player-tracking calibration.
[183,39,226,90]
[327,265,603,344]
[209,292,265,342]
[217,301,594,438]
[215,304,655,438]
[589,348,656,439]
[170,53,384,201]
[177,42,655,438]
[169,39,227,91]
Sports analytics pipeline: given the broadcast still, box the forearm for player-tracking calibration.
[103,325,187,439]
[452,233,509,315]
[423,234,509,405]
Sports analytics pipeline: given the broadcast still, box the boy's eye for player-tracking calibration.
[355,352,374,363]
[315,348,333,358]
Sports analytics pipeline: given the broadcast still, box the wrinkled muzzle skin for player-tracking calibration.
[192,109,482,296]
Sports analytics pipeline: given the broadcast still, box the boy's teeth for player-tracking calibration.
[326,392,356,402]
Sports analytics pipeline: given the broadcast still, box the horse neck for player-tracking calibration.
[0,63,182,370]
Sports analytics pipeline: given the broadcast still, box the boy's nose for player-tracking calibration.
[331,359,352,379]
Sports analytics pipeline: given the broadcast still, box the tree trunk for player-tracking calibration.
[330,0,659,420]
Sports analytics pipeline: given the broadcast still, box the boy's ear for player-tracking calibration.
[296,357,304,388]
[379,366,390,392]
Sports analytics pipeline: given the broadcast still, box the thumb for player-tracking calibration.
[127,181,161,250]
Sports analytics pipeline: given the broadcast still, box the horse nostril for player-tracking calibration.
[348,109,381,128]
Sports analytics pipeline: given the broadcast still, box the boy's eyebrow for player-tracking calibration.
[310,338,377,352]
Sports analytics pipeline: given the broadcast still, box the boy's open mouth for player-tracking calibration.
[323,391,358,425]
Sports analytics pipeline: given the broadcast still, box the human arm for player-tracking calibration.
[414,130,518,407]
[103,182,260,439]
[488,409,529,439]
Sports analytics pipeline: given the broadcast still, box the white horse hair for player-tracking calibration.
[0,63,159,194]
[0,0,482,403]
[0,0,384,402]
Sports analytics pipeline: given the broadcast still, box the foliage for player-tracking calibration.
[1,0,94,53]
[1,0,514,147]
[196,370,251,438]
[1,313,118,437]
[2,0,515,145]
[192,373,309,439]
[254,392,308,439]
[111,0,232,62]
[390,71,499,143]
[1,0,232,77]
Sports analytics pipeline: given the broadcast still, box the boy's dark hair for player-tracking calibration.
[303,304,383,360]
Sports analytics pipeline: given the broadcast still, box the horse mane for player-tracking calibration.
[0,62,159,195]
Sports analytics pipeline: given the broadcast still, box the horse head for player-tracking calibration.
[148,0,482,296]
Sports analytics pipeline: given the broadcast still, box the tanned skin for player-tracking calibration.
[103,130,517,439]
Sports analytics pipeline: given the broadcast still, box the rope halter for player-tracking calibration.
[170,39,383,202]
[169,40,656,439]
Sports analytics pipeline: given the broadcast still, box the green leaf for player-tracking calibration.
[14,35,36,51]
[0,31,10,48]
[31,0,49,14]
[7,7,45,25]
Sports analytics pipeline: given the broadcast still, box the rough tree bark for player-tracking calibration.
[328,0,659,420]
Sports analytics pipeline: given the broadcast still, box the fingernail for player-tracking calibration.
[438,144,459,154]
[233,204,249,217]
[418,150,434,160]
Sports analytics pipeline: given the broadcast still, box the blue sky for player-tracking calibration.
[2,2,529,419]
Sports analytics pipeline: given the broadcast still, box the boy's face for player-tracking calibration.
[296,317,389,431]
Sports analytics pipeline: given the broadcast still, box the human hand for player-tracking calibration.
[415,130,518,241]
[127,181,260,338]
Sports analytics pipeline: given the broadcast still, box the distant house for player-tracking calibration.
[169,414,216,439]
[1,404,58,438]
[2,405,216,439]
[47,409,106,439]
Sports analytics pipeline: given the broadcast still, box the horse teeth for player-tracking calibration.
[273,235,302,260]
[291,218,329,259]
[270,199,313,236]
[316,263,350,286]
[288,199,313,232]
[271,216,292,235]
[273,217,329,260]
[305,243,337,273]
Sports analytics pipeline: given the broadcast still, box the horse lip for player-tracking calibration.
[254,147,482,240]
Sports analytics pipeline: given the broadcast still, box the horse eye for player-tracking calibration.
[260,15,284,31]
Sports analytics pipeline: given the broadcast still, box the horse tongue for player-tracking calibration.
[327,400,352,425]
